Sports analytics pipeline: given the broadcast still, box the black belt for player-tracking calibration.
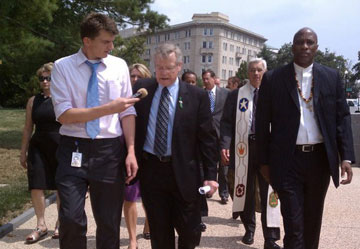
[249,134,256,141]
[142,151,172,163]
[296,143,324,153]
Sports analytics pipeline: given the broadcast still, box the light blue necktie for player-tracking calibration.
[85,61,101,139]
[208,90,215,113]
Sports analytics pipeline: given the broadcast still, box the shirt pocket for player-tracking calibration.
[107,80,121,100]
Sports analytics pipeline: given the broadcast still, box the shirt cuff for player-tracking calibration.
[342,160,352,164]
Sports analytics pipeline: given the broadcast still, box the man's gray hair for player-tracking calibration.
[248,58,267,71]
[154,43,183,64]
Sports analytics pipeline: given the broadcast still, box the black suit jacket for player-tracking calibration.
[256,62,355,190]
[219,88,240,170]
[212,86,229,138]
[133,78,218,202]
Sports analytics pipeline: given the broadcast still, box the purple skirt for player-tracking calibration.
[124,180,141,202]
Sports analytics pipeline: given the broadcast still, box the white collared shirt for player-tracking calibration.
[51,49,136,139]
[294,63,324,144]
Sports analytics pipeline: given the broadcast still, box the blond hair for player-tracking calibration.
[36,62,53,77]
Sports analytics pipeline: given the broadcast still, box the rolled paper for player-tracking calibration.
[198,185,211,195]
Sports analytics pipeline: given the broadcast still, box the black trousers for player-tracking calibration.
[228,138,280,241]
[56,136,126,249]
[276,144,330,249]
[139,153,202,249]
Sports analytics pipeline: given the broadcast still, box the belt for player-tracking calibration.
[296,143,324,153]
[142,151,172,163]
[248,134,256,141]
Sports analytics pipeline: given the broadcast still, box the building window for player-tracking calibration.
[183,56,190,64]
[231,32,235,39]
[146,37,151,44]
[146,49,151,55]
[203,28,208,36]
[229,57,234,65]
[222,69,226,80]
[209,41,213,48]
[208,55,213,63]
[242,48,246,54]
[155,35,161,43]
[223,42,227,51]
[203,41,207,48]
[230,44,234,52]
[229,70,233,77]
[164,33,170,41]
[236,46,240,53]
[174,31,180,39]
[184,42,190,50]
[236,58,240,67]
[185,29,191,37]
[222,56,227,64]
[248,49,252,55]
[202,55,206,63]
[209,28,213,36]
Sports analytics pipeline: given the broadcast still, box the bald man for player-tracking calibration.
[256,27,354,249]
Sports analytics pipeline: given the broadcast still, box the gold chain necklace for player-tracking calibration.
[295,72,314,103]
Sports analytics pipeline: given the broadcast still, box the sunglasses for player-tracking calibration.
[39,76,51,82]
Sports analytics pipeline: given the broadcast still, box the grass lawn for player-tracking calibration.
[0,109,33,225]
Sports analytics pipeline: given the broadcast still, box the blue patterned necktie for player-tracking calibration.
[154,87,170,156]
[251,88,258,133]
[85,61,101,139]
[208,90,215,113]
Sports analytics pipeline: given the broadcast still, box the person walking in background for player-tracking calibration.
[124,63,151,249]
[20,62,61,243]
[51,13,139,249]
[226,76,242,90]
[220,58,281,249]
[133,43,218,249]
[181,71,197,86]
[202,69,230,205]
[256,27,354,249]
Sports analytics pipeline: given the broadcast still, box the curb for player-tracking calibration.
[0,193,57,238]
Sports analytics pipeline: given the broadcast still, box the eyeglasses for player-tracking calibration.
[39,76,51,82]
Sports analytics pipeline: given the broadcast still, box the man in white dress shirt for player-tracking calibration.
[256,27,355,249]
[51,13,139,249]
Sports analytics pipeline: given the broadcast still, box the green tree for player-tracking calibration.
[256,45,277,70]
[236,61,248,81]
[0,0,168,107]
[351,51,360,82]
[275,42,293,67]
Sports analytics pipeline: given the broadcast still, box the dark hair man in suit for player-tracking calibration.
[133,43,218,249]
[202,69,230,205]
[256,27,355,249]
[220,58,281,249]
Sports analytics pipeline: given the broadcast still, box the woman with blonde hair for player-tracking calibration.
[20,62,60,243]
[124,63,151,249]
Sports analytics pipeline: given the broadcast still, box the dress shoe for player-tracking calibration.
[264,240,281,249]
[242,231,254,245]
[199,222,207,232]
[232,211,240,220]
[220,197,228,204]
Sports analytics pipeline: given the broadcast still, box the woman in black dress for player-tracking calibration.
[20,62,60,243]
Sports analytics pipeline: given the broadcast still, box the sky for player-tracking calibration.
[150,0,360,67]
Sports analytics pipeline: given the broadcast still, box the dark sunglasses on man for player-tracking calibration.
[39,76,51,82]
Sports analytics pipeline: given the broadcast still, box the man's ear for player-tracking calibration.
[83,37,91,47]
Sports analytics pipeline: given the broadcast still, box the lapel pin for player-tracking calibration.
[179,97,183,109]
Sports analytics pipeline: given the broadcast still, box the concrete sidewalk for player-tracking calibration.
[1,168,359,249]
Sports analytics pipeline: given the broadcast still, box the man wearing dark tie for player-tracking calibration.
[133,43,218,249]
[51,13,139,249]
[202,69,229,204]
[220,58,281,249]
[256,27,355,249]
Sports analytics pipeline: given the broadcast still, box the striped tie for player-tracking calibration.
[154,87,170,156]
[208,90,215,113]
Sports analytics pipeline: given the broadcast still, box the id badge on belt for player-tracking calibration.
[71,141,82,167]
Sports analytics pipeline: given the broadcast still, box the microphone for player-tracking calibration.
[131,88,148,99]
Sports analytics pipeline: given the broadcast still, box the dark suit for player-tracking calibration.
[256,62,355,249]
[220,86,280,241]
[134,78,218,249]
[211,86,230,199]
